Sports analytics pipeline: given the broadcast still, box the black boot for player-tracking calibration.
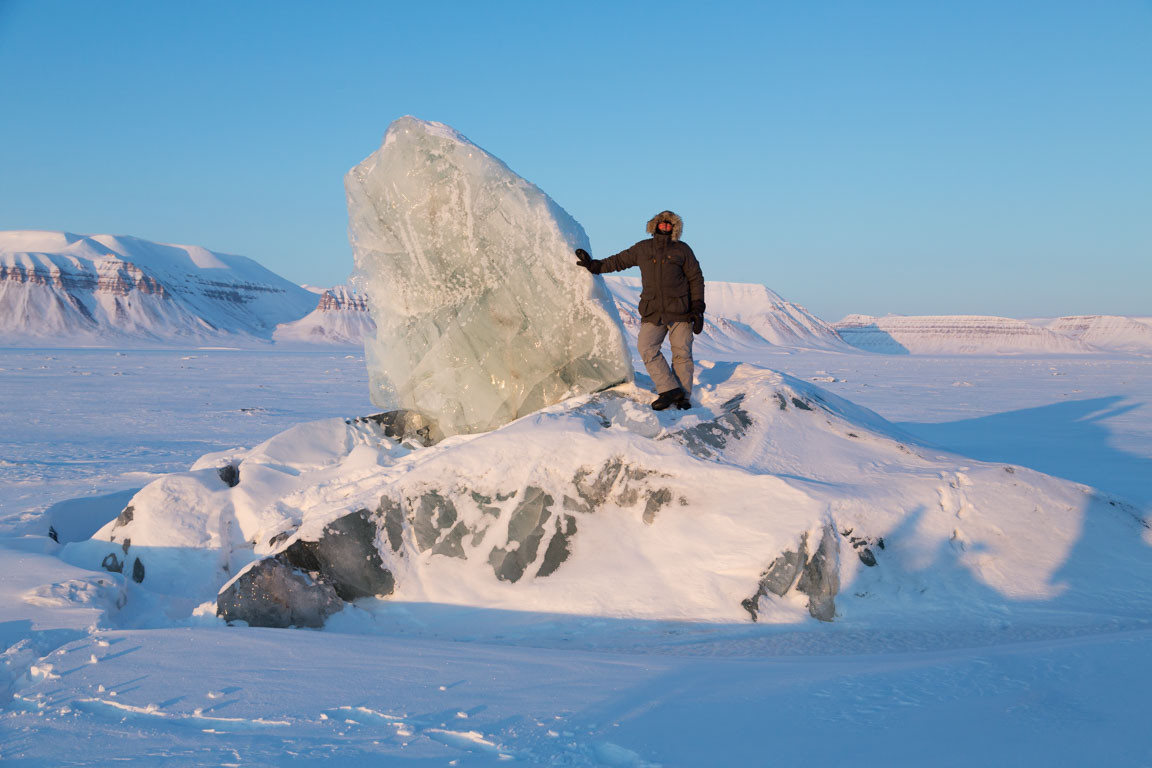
[651,388,684,411]
[675,391,692,410]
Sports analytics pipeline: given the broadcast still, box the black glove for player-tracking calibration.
[690,299,705,334]
[575,248,601,274]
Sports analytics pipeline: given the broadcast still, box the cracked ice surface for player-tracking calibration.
[346,116,633,436]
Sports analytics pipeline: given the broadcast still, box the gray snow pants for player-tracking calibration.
[637,321,694,395]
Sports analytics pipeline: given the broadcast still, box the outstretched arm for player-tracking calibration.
[575,242,642,275]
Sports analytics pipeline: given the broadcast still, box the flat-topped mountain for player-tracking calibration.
[836,313,1103,355]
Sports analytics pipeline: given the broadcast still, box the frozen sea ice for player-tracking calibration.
[346,116,633,437]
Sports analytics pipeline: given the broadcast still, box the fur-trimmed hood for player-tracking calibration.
[646,210,683,241]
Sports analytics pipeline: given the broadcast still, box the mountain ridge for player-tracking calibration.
[3,230,1148,355]
[0,230,316,345]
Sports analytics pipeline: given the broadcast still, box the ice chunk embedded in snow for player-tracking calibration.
[346,116,633,436]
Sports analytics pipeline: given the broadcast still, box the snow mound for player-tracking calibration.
[273,285,376,345]
[60,363,1149,627]
[0,230,316,345]
[835,314,1100,355]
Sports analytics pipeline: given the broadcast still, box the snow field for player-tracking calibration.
[5,622,1151,766]
[2,345,1150,765]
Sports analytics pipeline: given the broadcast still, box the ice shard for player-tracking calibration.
[346,116,633,436]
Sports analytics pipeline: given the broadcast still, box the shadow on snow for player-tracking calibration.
[898,395,1151,508]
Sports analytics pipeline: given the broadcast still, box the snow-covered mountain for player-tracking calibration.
[605,275,849,353]
[0,230,854,353]
[7,229,1146,358]
[1034,315,1152,353]
[835,314,1101,355]
[0,230,316,344]
[273,285,376,345]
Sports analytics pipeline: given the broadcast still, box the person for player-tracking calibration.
[575,210,705,411]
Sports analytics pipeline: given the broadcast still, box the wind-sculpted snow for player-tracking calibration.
[346,116,633,437]
[59,363,1152,627]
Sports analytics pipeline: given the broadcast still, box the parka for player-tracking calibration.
[593,211,706,325]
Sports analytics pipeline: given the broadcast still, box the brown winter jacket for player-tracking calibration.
[593,211,705,325]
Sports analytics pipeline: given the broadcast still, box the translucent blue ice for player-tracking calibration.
[346,117,633,436]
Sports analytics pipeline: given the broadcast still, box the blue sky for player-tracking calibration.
[1,0,1149,320]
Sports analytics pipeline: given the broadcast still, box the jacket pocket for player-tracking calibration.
[669,294,690,315]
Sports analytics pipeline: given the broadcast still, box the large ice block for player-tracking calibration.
[346,116,633,436]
